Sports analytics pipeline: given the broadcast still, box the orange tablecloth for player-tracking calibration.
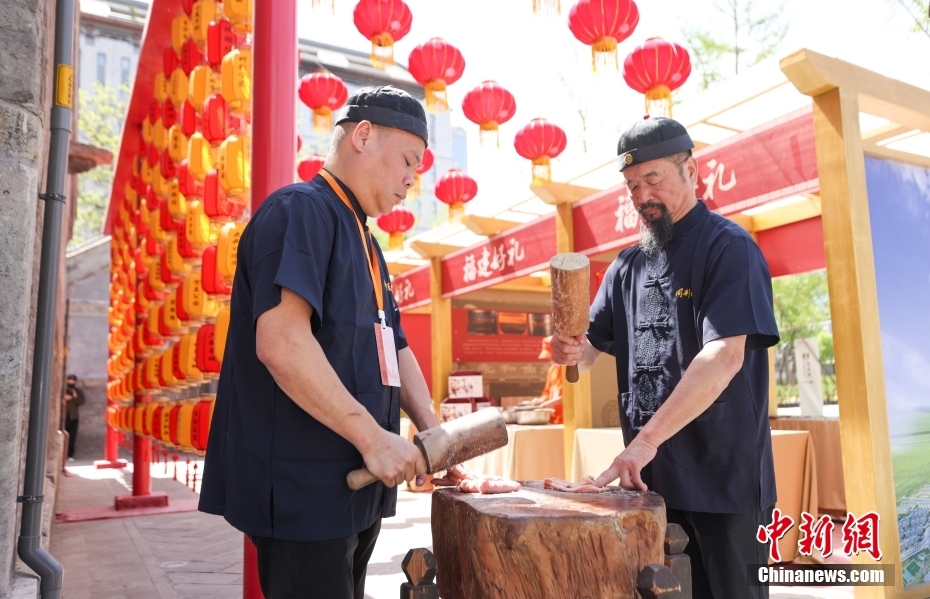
[771,430,819,563]
[571,428,818,563]
[464,424,565,481]
[770,416,846,515]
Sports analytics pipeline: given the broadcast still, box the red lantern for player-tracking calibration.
[461,81,516,148]
[514,118,567,184]
[179,100,200,137]
[181,37,203,76]
[376,206,415,250]
[297,155,326,182]
[568,0,639,73]
[202,94,228,144]
[408,38,465,114]
[434,169,477,223]
[164,48,180,77]
[298,71,348,133]
[206,18,238,69]
[408,147,433,198]
[162,100,177,129]
[622,37,691,118]
[353,0,413,69]
[203,169,245,220]
[201,246,233,296]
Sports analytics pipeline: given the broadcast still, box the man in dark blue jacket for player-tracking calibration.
[552,116,780,599]
[200,87,442,599]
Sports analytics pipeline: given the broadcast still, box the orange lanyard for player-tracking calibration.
[318,169,386,321]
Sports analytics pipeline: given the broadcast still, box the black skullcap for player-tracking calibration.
[67,374,77,380]
[335,85,429,147]
[617,116,694,171]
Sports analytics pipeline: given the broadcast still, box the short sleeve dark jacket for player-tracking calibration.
[198,174,407,542]
[588,200,779,514]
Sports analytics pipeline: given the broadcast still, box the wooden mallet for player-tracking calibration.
[550,253,590,384]
[346,407,509,490]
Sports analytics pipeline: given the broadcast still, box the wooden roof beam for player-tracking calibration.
[463,215,522,237]
[530,181,600,206]
[781,48,930,132]
[409,240,460,259]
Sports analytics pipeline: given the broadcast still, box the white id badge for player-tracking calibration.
[374,323,401,387]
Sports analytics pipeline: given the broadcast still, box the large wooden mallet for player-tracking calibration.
[550,252,590,384]
[346,408,509,490]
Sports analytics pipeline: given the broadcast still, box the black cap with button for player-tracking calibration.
[617,115,694,171]
[335,85,429,147]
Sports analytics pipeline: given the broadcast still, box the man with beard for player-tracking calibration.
[551,116,779,599]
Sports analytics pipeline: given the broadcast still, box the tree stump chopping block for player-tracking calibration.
[431,482,666,599]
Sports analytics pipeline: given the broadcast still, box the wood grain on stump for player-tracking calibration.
[432,482,666,599]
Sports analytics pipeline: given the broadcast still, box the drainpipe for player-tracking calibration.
[17,0,75,596]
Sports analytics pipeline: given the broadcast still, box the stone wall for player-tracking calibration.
[65,237,111,459]
[0,0,64,595]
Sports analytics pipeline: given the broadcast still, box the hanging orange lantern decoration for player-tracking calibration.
[407,38,465,113]
[353,0,413,69]
[622,37,691,118]
[568,0,639,73]
[298,70,348,133]
[408,147,433,199]
[434,168,477,223]
[514,118,567,184]
[297,155,326,182]
[376,206,415,250]
[461,81,516,148]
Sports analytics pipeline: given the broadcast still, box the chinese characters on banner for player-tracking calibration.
[441,216,556,297]
[390,265,431,312]
[758,509,883,562]
[571,108,819,258]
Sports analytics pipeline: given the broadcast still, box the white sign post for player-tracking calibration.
[794,337,824,416]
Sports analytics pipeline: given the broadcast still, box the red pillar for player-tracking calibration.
[244,0,298,596]
[114,395,167,509]
[95,400,128,469]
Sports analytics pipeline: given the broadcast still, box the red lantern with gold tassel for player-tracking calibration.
[434,169,477,223]
[353,0,412,69]
[622,37,691,118]
[298,71,348,133]
[568,0,639,73]
[461,81,516,148]
[408,147,433,199]
[407,38,465,114]
[514,118,567,184]
[376,206,415,250]
[297,155,326,182]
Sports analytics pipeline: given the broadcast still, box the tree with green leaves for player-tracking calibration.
[682,0,789,92]
[71,82,129,247]
[888,0,930,39]
[771,269,836,403]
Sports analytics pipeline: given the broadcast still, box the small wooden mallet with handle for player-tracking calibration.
[550,253,590,384]
[346,407,509,491]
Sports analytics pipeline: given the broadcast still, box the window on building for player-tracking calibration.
[96,53,106,85]
[120,57,130,85]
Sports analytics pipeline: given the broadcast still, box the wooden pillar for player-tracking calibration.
[429,257,452,415]
[809,87,896,598]
[555,201,592,479]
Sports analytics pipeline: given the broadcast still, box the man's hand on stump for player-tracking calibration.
[594,437,658,491]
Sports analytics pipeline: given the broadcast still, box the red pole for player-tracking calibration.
[244,0,297,597]
[132,397,151,496]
